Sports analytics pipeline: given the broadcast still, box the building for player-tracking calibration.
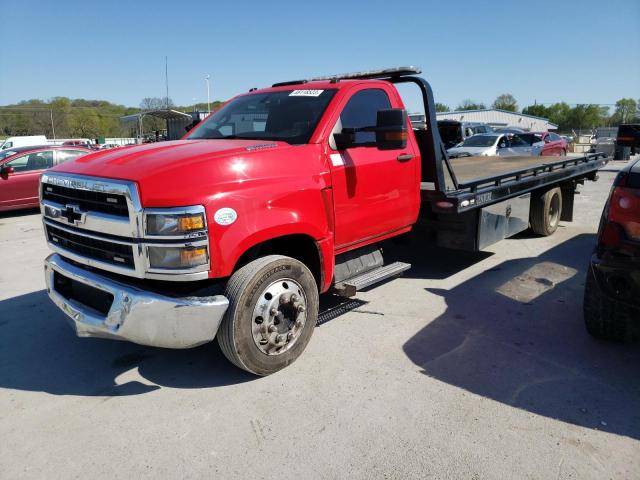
[120,110,209,141]
[436,108,558,132]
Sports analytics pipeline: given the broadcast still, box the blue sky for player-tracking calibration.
[1,0,638,113]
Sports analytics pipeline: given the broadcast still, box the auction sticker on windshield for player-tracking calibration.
[289,90,324,97]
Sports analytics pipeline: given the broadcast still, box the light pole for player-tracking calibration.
[205,74,211,113]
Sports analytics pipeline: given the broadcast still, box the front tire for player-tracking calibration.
[217,255,319,375]
[530,187,562,236]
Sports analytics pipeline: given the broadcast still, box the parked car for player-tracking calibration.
[0,145,91,211]
[447,133,544,157]
[99,143,121,149]
[437,120,493,149]
[520,132,568,156]
[0,135,48,150]
[62,140,92,148]
[584,156,640,342]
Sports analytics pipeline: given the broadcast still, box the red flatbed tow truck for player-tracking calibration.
[40,67,606,374]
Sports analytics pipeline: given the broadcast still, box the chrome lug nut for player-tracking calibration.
[297,304,306,313]
[270,307,278,316]
[276,335,284,343]
[290,294,298,302]
[287,332,294,341]
[268,325,277,333]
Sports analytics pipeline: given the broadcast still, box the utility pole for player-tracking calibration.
[205,74,211,113]
[165,56,169,109]
[50,109,56,140]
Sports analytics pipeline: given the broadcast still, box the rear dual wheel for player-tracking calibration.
[530,187,562,236]
[217,255,319,376]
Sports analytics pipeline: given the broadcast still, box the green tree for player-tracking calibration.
[434,103,449,113]
[611,98,637,124]
[492,93,518,112]
[522,104,548,118]
[457,99,486,111]
[69,109,101,138]
[565,104,607,130]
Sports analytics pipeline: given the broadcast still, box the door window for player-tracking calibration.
[337,89,391,146]
[56,149,87,164]
[5,151,53,172]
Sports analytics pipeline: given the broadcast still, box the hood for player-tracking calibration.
[50,139,313,207]
[53,139,292,181]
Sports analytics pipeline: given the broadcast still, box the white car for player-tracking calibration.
[447,133,544,158]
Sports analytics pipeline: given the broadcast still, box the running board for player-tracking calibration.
[333,262,411,297]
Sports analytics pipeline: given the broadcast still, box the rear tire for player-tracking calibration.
[217,255,319,376]
[530,187,562,236]
[584,267,639,342]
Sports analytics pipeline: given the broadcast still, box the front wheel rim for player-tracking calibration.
[251,278,308,355]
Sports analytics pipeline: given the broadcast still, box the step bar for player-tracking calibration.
[333,261,411,297]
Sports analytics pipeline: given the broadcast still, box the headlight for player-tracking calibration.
[148,245,208,269]
[145,211,205,236]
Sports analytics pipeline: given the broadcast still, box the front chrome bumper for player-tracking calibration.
[44,254,229,349]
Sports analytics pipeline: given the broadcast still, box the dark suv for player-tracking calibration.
[584,156,640,341]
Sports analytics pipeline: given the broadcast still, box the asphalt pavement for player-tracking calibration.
[0,160,638,479]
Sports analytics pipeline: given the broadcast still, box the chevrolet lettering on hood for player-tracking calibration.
[47,176,107,192]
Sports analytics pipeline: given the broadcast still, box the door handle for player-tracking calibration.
[397,154,414,162]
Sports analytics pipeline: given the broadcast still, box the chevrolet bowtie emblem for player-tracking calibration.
[60,204,86,225]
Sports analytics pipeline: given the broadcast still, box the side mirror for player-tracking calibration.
[375,109,407,150]
[0,165,15,178]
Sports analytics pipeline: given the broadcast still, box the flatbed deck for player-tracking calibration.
[448,155,556,183]
[420,152,607,213]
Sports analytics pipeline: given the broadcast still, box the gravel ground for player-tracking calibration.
[0,159,638,479]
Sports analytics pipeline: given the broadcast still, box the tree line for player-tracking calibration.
[1,93,638,138]
[435,94,640,131]
[0,96,221,139]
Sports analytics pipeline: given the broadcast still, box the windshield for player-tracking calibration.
[187,89,337,144]
[460,135,498,147]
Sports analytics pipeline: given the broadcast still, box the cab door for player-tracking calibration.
[0,150,53,209]
[326,87,419,249]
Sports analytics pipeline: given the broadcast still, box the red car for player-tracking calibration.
[0,145,91,211]
[533,131,568,156]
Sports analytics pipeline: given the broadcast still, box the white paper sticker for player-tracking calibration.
[329,153,344,166]
[214,208,238,226]
[289,89,324,97]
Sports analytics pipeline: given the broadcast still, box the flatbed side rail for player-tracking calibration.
[425,153,607,213]
[457,152,607,193]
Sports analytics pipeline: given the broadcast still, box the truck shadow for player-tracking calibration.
[402,233,640,440]
[0,290,255,396]
[0,290,368,396]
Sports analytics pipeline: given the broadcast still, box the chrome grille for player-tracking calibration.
[42,183,128,217]
[40,173,210,281]
[46,223,135,268]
